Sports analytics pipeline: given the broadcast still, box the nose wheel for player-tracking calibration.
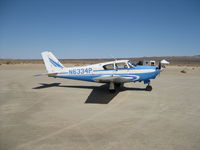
[146,85,152,91]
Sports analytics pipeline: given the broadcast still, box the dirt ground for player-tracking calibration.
[0,64,200,150]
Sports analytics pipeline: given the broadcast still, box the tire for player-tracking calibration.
[109,89,116,93]
[146,85,152,91]
[114,83,121,87]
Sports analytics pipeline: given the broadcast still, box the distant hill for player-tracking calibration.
[0,56,200,66]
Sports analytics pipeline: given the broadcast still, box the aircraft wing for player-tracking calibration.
[93,75,133,83]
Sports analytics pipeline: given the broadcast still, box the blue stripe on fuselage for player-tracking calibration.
[51,69,160,82]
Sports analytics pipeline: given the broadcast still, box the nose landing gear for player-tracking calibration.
[146,84,152,91]
[144,80,152,91]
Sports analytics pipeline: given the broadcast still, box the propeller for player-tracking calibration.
[158,62,162,70]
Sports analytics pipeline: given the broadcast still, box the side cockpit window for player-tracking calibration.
[115,63,128,69]
[103,64,114,70]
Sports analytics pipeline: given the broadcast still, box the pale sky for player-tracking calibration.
[1,0,200,59]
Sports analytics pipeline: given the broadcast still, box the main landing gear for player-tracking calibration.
[109,89,116,93]
[109,82,123,93]
[108,81,153,93]
[109,82,116,93]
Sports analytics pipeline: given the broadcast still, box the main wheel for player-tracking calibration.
[146,85,152,91]
[114,83,121,87]
[109,89,116,93]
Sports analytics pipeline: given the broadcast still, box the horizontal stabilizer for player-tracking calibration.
[33,73,58,77]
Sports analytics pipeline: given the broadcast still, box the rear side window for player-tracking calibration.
[103,64,114,70]
[115,63,128,69]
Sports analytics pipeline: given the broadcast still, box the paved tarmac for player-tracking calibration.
[0,64,200,150]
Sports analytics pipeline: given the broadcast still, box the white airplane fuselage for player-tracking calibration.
[53,63,160,83]
[40,51,161,92]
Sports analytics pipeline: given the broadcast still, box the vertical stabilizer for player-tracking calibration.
[41,51,65,73]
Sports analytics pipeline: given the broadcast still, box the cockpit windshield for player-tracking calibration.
[128,61,135,68]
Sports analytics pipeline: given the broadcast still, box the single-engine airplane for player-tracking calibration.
[36,51,162,93]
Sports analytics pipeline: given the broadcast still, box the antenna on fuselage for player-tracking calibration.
[110,54,118,70]
[110,54,117,61]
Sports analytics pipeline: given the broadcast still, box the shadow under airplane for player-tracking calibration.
[33,83,146,104]
[33,83,61,89]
